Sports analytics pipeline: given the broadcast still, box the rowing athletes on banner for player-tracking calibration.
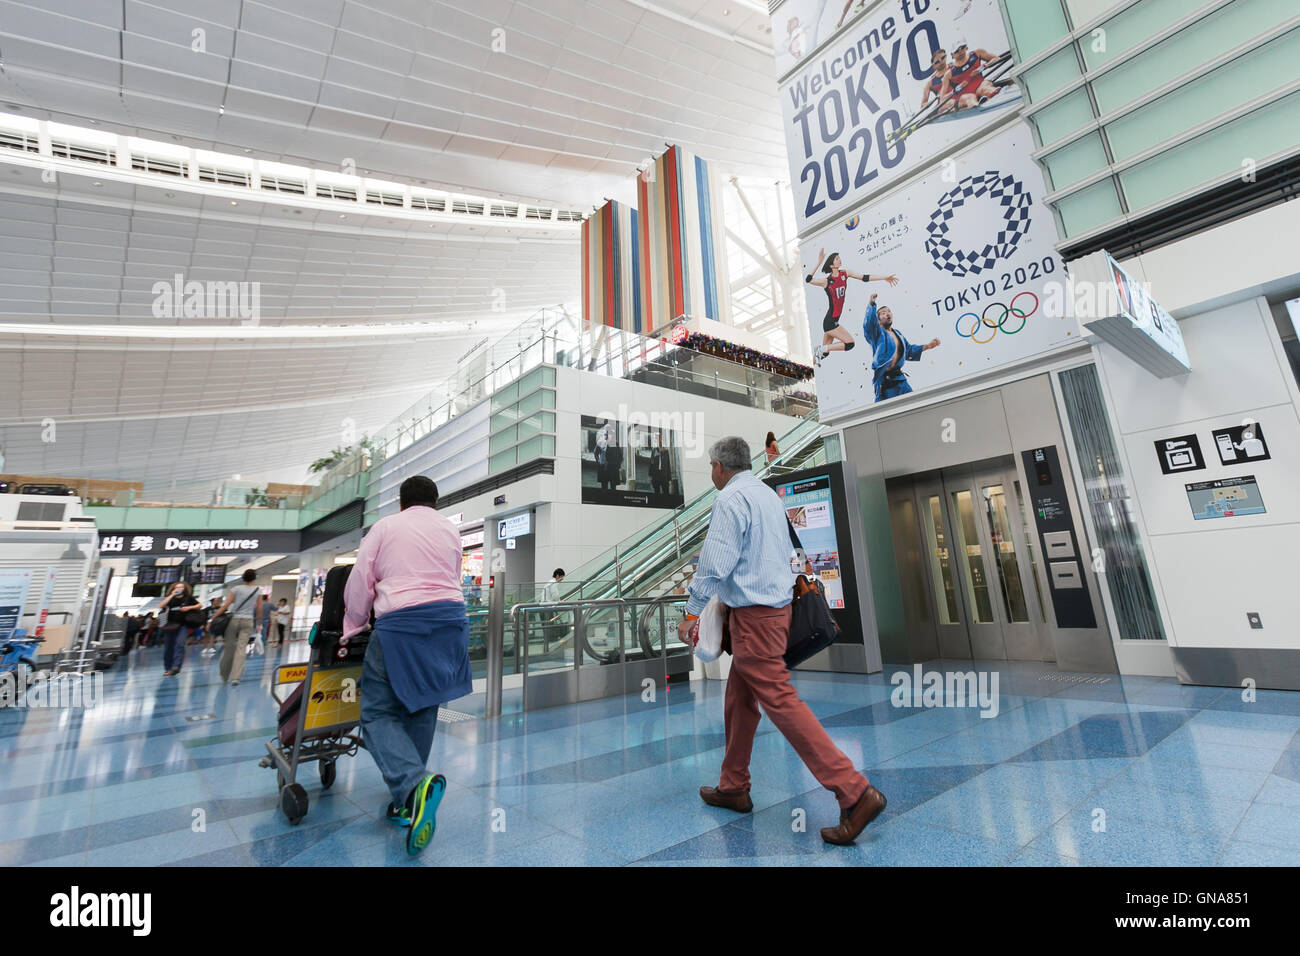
[779,0,1019,231]
[801,123,1079,420]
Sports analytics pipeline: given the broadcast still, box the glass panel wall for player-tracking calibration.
[1005,0,1300,240]
[1003,0,1071,60]
[1058,364,1166,640]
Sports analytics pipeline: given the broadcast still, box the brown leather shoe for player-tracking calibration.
[820,784,887,845]
[699,786,753,813]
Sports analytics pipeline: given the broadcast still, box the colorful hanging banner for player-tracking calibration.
[637,145,730,333]
[581,199,642,333]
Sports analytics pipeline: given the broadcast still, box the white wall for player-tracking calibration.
[442,367,802,590]
[1095,296,1300,651]
[1126,198,1300,318]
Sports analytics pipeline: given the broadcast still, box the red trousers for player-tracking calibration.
[719,604,869,809]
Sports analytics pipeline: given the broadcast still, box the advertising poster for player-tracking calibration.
[775,474,845,610]
[310,569,327,606]
[580,415,684,509]
[0,569,33,642]
[780,0,1019,231]
[801,122,1076,421]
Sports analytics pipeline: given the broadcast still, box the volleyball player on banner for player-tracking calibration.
[805,249,897,367]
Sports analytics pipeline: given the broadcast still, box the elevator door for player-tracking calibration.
[888,459,1050,662]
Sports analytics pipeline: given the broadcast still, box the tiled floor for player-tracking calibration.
[3,646,1299,866]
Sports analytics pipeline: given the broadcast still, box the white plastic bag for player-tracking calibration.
[692,596,726,663]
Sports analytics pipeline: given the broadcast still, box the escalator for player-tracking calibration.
[491,411,829,707]
[559,408,828,616]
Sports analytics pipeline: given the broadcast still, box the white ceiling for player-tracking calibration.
[0,166,578,322]
[0,0,786,208]
[1,320,510,500]
[0,0,788,500]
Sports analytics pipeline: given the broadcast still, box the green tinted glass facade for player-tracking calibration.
[487,365,556,475]
[1003,0,1300,241]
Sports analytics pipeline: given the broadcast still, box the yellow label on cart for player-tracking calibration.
[276,664,308,685]
[303,665,364,731]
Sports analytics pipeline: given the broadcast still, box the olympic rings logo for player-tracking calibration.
[955,291,1038,344]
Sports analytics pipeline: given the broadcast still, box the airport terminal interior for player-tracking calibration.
[3,0,1300,870]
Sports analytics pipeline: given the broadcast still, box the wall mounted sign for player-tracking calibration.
[1068,249,1191,377]
[496,512,531,539]
[1153,434,1205,475]
[1020,446,1096,629]
[1211,423,1270,466]
[98,531,301,556]
[1186,476,1266,520]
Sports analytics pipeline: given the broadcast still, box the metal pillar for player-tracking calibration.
[485,573,505,718]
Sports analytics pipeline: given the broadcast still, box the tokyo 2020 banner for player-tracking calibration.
[801,122,1079,421]
[779,0,1019,232]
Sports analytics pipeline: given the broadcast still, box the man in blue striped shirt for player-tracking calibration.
[678,436,886,845]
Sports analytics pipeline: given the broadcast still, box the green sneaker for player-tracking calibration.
[385,802,411,827]
[405,774,446,856]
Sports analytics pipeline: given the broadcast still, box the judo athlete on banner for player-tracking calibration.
[863,292,940,402]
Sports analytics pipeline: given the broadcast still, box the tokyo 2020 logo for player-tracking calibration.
[955,291,1039,344]
[925,172,1032,277]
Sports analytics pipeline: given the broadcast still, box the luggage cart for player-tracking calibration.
[259,564,369,825]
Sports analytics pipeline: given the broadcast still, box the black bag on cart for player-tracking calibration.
[314,564,370,663]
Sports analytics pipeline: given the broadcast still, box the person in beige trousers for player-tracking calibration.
[214,568,263,686]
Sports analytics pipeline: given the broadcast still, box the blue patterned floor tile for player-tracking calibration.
[1228,801,1300,850]
[1088,779,1252,842]
[1216,839,1300,866]
[1003,846,1083,866]
[1028,807,1224,866]
[907,789,1074,847]
[852,816,1020,866]
[1253,774,1300,808]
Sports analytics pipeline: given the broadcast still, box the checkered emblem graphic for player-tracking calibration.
[925,172,1032,277]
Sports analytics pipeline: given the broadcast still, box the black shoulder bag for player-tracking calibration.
[783,517,840,668]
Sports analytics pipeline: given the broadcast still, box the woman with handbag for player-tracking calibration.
[158,581,203,677]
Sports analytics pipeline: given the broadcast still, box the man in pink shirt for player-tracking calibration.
[345,475,471,857]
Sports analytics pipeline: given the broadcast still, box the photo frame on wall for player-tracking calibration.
[580,415,685,509]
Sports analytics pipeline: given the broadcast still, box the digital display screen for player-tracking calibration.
[137,566,157,584]
[774,474,845,610]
